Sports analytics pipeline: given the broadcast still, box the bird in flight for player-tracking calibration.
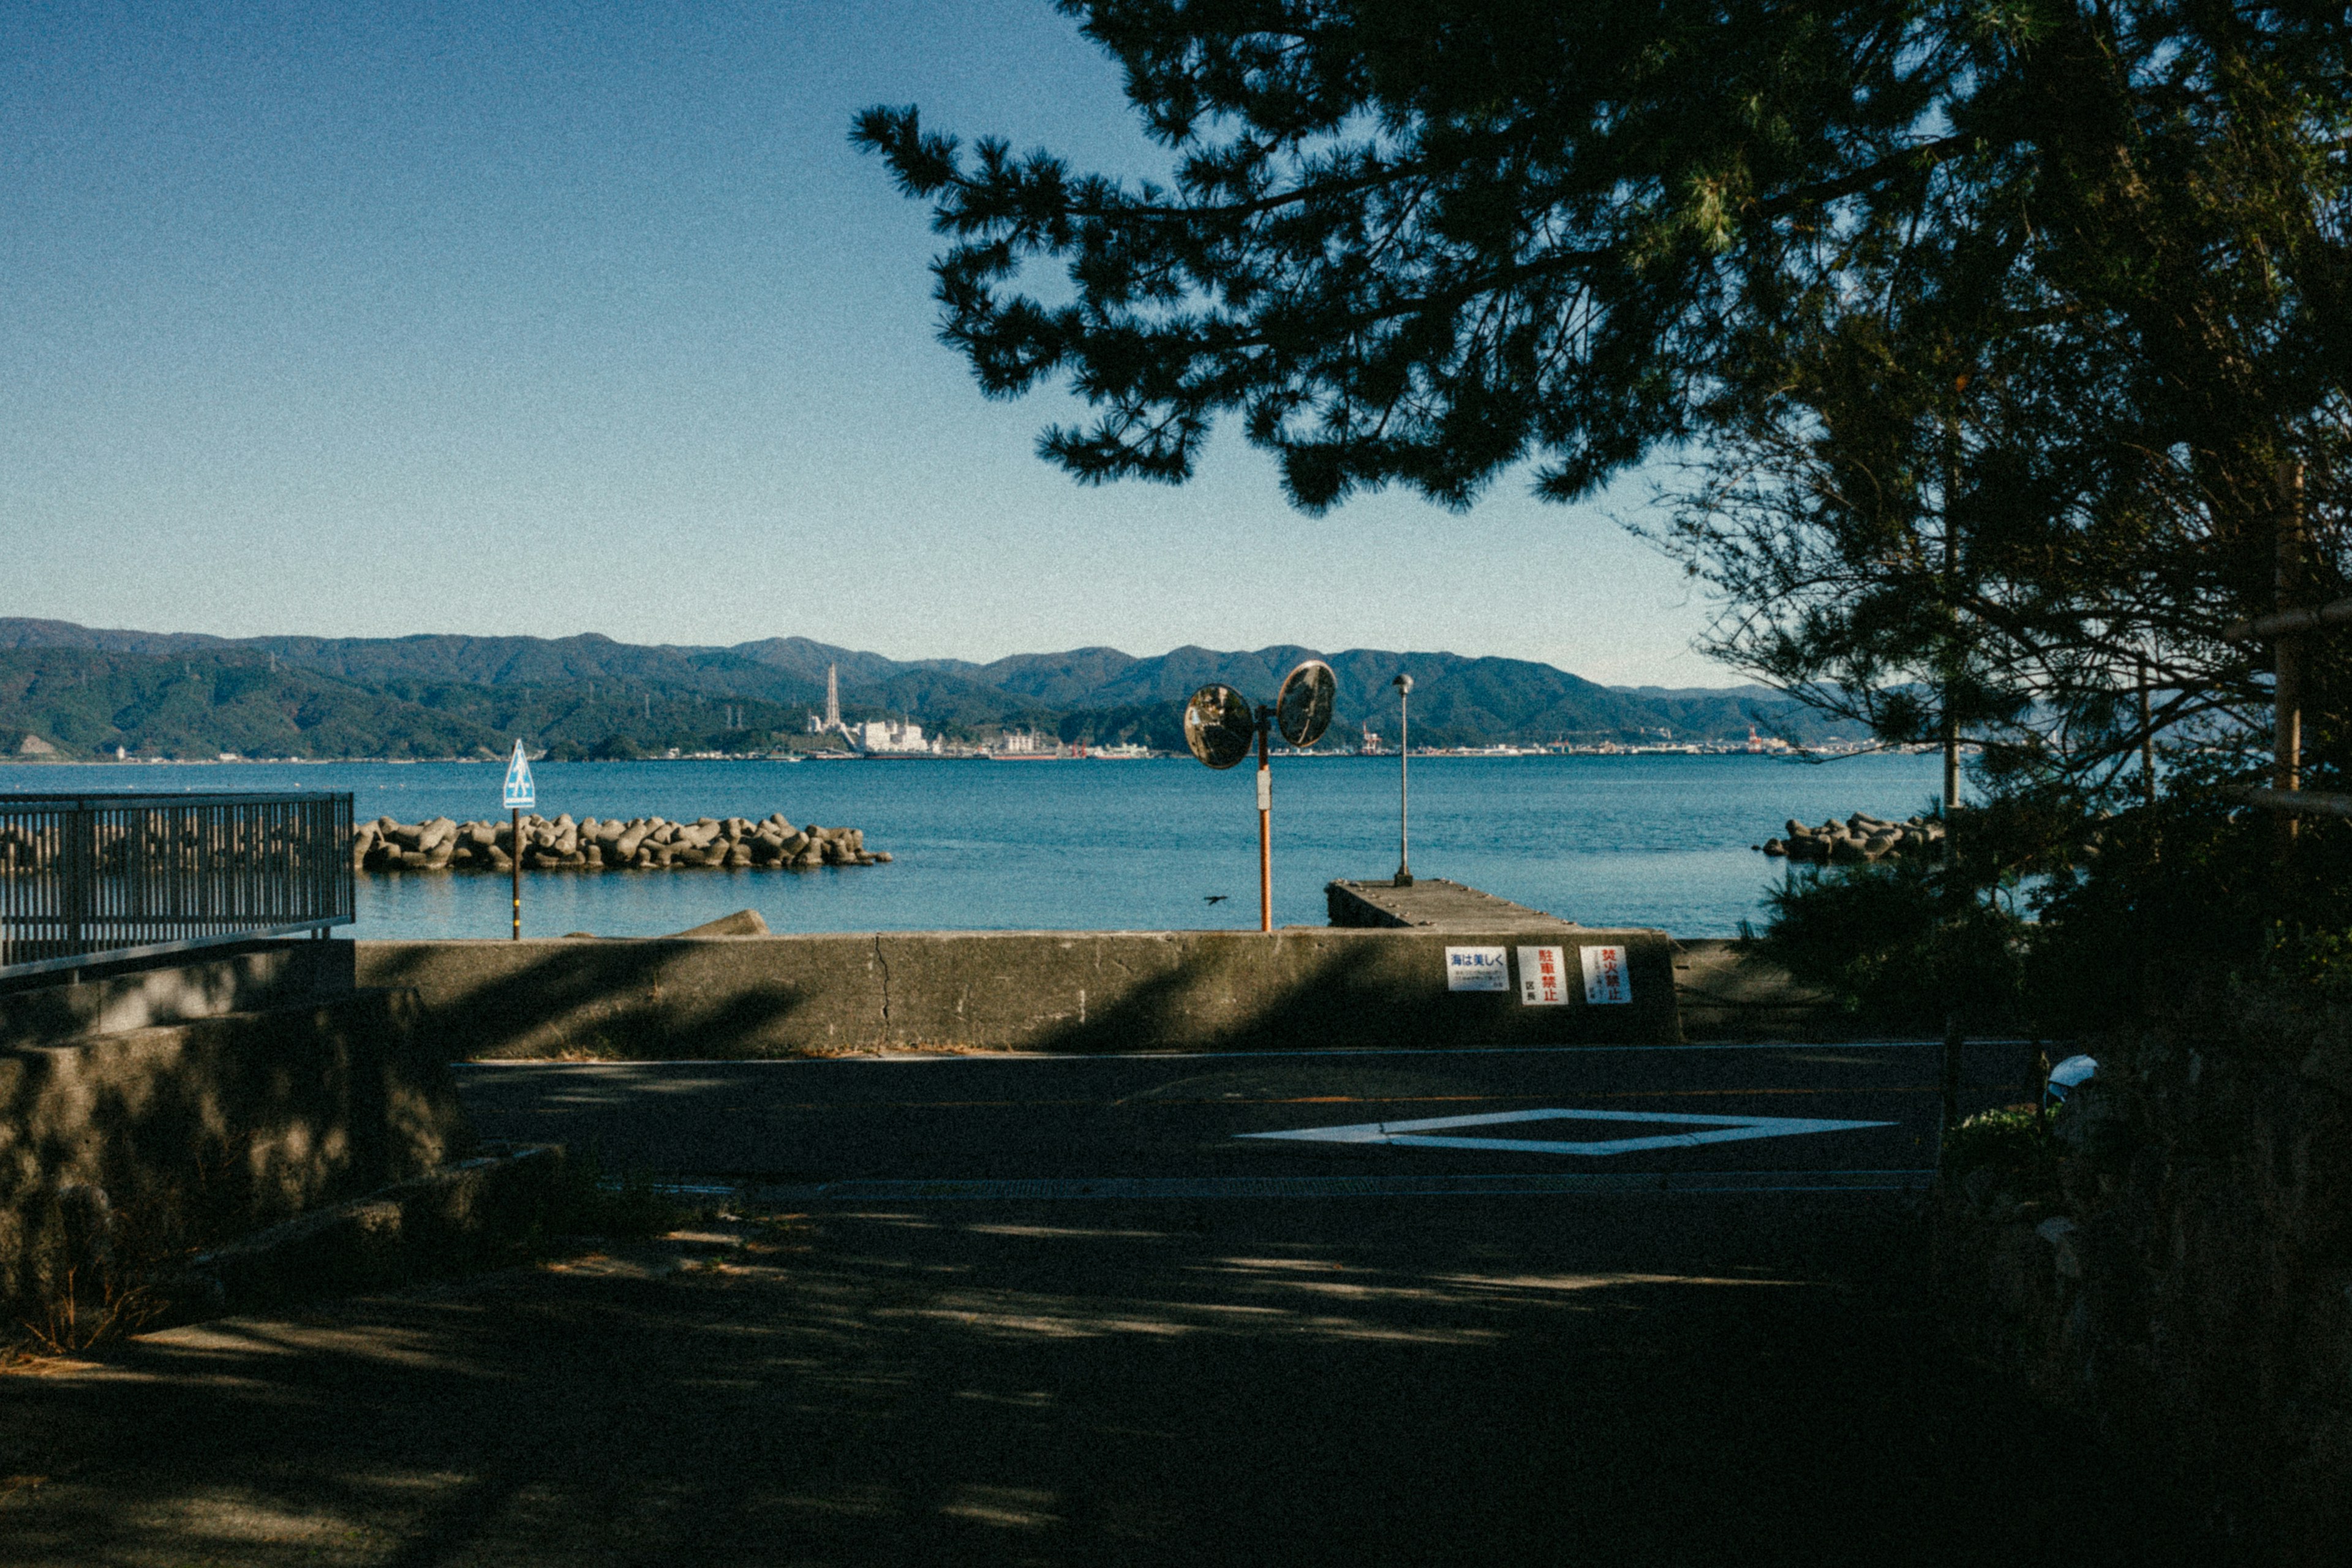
[1204,895,1229,904]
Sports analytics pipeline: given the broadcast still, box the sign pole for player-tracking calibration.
[1256,708,1273,934]
[502,737,537,941]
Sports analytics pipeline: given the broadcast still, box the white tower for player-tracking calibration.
[824,664,841,732]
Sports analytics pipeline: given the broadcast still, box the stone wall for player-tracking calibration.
[354,927,1682,1059]
[1937,1022,2352,1561]
[0,987,475,1310]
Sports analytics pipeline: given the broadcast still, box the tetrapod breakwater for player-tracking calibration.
[352,813,889,872]
[1760,811,1945,865]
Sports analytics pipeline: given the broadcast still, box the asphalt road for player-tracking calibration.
[2,1042,2220,1566]
[450,1039,2033,1194]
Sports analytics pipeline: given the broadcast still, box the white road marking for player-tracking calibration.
[1235,1106,1896,1157]
[733,1170,1935,1202]
[456,1039,2024,1069]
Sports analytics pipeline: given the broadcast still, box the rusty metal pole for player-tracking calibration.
[1940,404,1966,1135]
[1256,709,1273,934]
[1940,701,1963,1135]
[511,807,522,940]
[2275,462,2307,858]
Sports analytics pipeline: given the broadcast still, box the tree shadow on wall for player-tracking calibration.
[359,940,818,1064]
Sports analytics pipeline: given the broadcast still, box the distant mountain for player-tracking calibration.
[0,618,1858,760]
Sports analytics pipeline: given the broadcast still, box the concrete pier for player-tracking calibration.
[1325,877,1578,932]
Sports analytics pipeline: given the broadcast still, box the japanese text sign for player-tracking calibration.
[1579,944,1632,1006]
[1517,945,1567,1006]
[1444,946,1510,992]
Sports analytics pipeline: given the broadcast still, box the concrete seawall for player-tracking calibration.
[355,928,1682,1059]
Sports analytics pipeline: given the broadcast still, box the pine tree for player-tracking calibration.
[858,0,2350,804]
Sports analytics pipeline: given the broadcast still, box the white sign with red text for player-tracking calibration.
[1579,944,1632,1005]
[1517,945,1567,1006]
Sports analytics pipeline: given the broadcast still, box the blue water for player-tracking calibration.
[0,753,1948,939]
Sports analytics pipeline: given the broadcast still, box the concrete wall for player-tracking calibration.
[0,939,356,1049]
[0,989,474,1307]
[355,928,1681,1059]
[1672,938,1847,1041]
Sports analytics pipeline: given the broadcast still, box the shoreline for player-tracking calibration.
[0,746,1967,770]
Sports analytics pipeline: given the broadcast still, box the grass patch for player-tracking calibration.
[1940,1102,2046,1180]
[4,1188,181,1365]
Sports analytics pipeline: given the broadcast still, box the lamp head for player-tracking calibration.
[1392,674,1413,695]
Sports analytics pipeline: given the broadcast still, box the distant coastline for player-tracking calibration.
[0,615,1868,765]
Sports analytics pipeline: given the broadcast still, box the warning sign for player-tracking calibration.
[1517,945,1567,1006]
[1579,944,1632,1005]
[1444,946,1510,992]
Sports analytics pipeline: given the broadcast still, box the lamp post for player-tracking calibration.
[1392,673,1413,887]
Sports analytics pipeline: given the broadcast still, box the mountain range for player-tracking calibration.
[0,617,1856,761]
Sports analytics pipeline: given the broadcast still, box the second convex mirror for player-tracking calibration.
[1276,660,1336,749]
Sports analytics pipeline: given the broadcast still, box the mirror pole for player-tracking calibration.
[1256,709,1273,933]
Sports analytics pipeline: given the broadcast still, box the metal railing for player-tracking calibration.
[0,792,353,978]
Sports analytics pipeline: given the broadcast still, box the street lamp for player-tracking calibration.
[1392,673,1413,887]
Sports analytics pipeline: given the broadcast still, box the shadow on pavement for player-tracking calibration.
[0,1193,2215,1566]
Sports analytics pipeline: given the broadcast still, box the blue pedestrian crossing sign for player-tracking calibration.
[502,740,536,810]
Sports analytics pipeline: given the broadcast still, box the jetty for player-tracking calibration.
[1325,876,1578,931]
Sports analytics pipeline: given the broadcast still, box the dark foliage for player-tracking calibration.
[1749,854,2027,1033]
[858,1,2350,825]
[856,1,2349,518]
[859,4,2352,1041]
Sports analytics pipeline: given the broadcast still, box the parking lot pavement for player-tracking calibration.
[1,1041,2218,1566]
[450,1038,2032,1188]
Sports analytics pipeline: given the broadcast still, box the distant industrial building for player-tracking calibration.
[856,718,930,754]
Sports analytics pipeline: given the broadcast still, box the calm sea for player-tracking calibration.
[0,753,1947,940]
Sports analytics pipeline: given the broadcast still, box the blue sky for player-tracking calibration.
[2,1,1724,686]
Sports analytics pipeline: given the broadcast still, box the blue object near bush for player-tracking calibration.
[2045,1054,2098,1107]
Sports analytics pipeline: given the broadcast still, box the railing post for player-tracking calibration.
[62,799,94,961]
[1,791,355,979]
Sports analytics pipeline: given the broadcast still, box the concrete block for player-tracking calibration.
[0,988,475,1306]
[1325,878,1574,930]
[0,939,355,1048]
[192,1145,564,1309]
[1672,938,1842,1041]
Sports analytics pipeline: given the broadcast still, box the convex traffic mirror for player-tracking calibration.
[1181,660,1339,932]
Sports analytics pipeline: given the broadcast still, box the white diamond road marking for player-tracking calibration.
[1235,1106,1896,1157]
